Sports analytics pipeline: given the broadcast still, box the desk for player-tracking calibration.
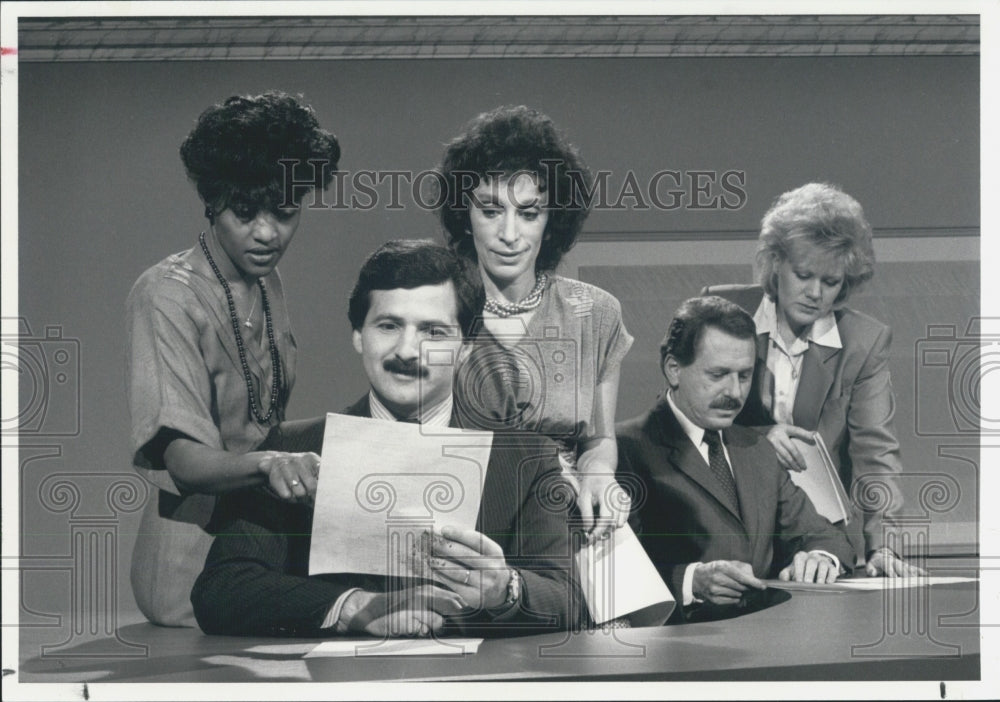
[17,580,979,683]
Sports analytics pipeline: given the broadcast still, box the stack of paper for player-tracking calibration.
[765,576,976,592]
[788,432,852,524]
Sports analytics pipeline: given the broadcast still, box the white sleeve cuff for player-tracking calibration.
[321,588,361,631]
[683,562,703,606]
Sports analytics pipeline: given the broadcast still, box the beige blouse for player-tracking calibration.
[125,239,296,625]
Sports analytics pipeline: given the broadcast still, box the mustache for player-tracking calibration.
[711,397,743,411]
[383,357,429,378]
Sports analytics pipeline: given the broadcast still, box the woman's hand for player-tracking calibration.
[575,440,630,541]
[422,526,511,610]
[256,451,320,504]
[575,373,629,541]
[765,424,816,472]
[576,470,630,542]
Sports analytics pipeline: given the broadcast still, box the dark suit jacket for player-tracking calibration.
[191,395,581,637]
[616,398,855,613]
[703,283,906,558]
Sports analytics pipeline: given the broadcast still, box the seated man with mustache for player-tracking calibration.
[616,296,854,622]
[192,240,581,637]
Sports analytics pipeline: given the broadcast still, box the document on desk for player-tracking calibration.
[305,637,482,658]
[309,413,492,577]
[765,576,977,592]
[576,524,676,626]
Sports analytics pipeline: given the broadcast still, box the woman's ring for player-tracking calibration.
[290,479,300,487]
[463,570,471,585]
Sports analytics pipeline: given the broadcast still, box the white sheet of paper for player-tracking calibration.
[305,637,482,658]
[787,433,852,524]
[765,575,977,592]
[575,524,676,626]
[309,413,493,577]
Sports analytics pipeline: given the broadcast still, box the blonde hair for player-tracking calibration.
[754,182,875,304]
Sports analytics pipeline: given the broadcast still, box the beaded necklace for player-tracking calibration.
[199,231,282,424]
[484,272,549,318]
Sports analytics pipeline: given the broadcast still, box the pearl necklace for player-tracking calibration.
[199,231,283,424]
[484,273,548,318]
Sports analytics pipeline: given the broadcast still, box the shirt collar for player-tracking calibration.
[665,390,708,449]
[368,391,453,428]
[753,296,842,351]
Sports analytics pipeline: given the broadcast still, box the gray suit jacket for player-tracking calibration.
[617,398,855,618]
[703,283,906,558]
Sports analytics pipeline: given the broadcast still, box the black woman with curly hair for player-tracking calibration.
[126,92,340,625]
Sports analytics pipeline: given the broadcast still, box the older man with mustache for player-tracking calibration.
[616,297,853,623]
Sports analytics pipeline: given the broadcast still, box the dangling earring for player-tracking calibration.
[204,205,215,223]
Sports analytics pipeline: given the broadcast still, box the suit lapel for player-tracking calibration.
[725,427,761,544]
[792,343,840,430]
[652,400,743,523]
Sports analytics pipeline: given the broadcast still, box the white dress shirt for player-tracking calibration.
[752,296,842,423]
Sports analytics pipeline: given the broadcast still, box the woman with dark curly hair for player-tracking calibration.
[704,182,923,577]
[439,105,633,539]
[126,92,341,625]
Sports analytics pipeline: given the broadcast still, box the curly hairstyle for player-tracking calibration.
[437,105,593,272]
[660,296,756,375]
[180,91,341,221]
[755,182,876,305]
[348,239,486,340]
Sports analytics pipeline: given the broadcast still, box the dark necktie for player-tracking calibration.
[703,430,740,515]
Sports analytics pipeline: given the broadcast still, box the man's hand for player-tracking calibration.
[866,548,927,577]
[692,560,766,605]
[422,526,511,610]
[256,451,320,504]
[778,551,839,583]
[576,472,631,542]
[764,424,816,472]
[340,585,466,637]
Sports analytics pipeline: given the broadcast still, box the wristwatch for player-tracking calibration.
[505,568,522,606]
